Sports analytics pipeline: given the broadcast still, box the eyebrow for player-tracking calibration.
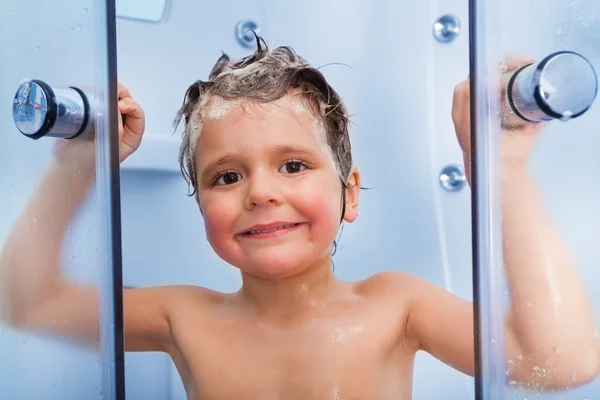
[201,153,239,182]
[269,145,319,159]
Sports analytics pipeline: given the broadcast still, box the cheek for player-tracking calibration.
[200,196,237,245]
[293,178,342,237]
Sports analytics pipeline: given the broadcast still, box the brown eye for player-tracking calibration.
[215,172,242,185]
[279,161,306,174]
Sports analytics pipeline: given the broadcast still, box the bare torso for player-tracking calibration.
[164,273,418,400]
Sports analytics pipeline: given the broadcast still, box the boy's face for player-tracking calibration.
[194,94,358,278]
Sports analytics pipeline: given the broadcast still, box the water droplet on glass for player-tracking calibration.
[76,24,82,30]
[35,45,41,51]
[83,8,89,14]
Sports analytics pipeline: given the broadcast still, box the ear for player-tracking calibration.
[343,166,360,223]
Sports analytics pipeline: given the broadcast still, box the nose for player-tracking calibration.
[244,170,282,210]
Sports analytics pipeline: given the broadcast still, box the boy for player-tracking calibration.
[1,38,598,399]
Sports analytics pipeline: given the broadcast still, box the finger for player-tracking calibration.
[121,120,144,153]
[117,82,132,100]
[118,98,143,119]
[118,98,145,138]
[117,104,125,134]
[118,112,124,136]
[452,80,469,128]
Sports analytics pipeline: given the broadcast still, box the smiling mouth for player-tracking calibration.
[242,223,301,235]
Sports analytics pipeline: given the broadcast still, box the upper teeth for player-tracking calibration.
[247,224,296,234]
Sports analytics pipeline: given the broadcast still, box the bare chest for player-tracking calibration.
[169,309,415,400]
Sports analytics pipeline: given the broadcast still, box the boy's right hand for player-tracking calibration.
[53,82,145,166]
[117,82,145,162]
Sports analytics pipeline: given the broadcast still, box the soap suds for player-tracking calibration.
[206,96,242,120]
[330,386,342,400]
[187,95,339,176]
[295,283,309,296]
[187,96,209,159]
[291,97,338,174]
[327,324,363,343]
[219,62,263,77]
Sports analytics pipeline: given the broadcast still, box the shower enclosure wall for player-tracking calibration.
[115,0,473,397]
[472,0,600,399]
[0,1,123,399]
[1,0,599,399]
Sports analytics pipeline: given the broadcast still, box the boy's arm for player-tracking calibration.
[404,59,599,390]
[0,84,173,352]
[498,163,599,387]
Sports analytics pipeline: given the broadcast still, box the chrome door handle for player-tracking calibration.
[506,51,598,124]
[12,79,92,140]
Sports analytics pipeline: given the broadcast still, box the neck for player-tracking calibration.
[234,256,347,321]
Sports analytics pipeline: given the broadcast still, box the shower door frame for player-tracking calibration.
[98,0,126,398]
[105,1,500,398]
[469,0,506,399]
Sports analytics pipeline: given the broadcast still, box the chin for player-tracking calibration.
[241,256,309,279]
[234,247,325,279]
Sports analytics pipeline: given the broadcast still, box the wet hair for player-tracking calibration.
[173,33,353,197]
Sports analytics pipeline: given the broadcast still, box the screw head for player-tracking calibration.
[235,20,260,48]
[439,165,466,192]
[433,15,461,43]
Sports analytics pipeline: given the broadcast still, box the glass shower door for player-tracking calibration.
[0,1,124,399]
[471,0,600,398]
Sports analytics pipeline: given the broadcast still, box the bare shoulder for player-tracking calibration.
[158,284,227,303]
[143,284,230,323]
[126,284,225,310]
[351,271,434,349]
[355,270,427,298]
[123,284,227,352]
[353,270,453,319]
[351,270,426,320]
[166,285,229,316]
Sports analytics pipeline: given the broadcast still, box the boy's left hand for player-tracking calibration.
[451,55,546,182]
